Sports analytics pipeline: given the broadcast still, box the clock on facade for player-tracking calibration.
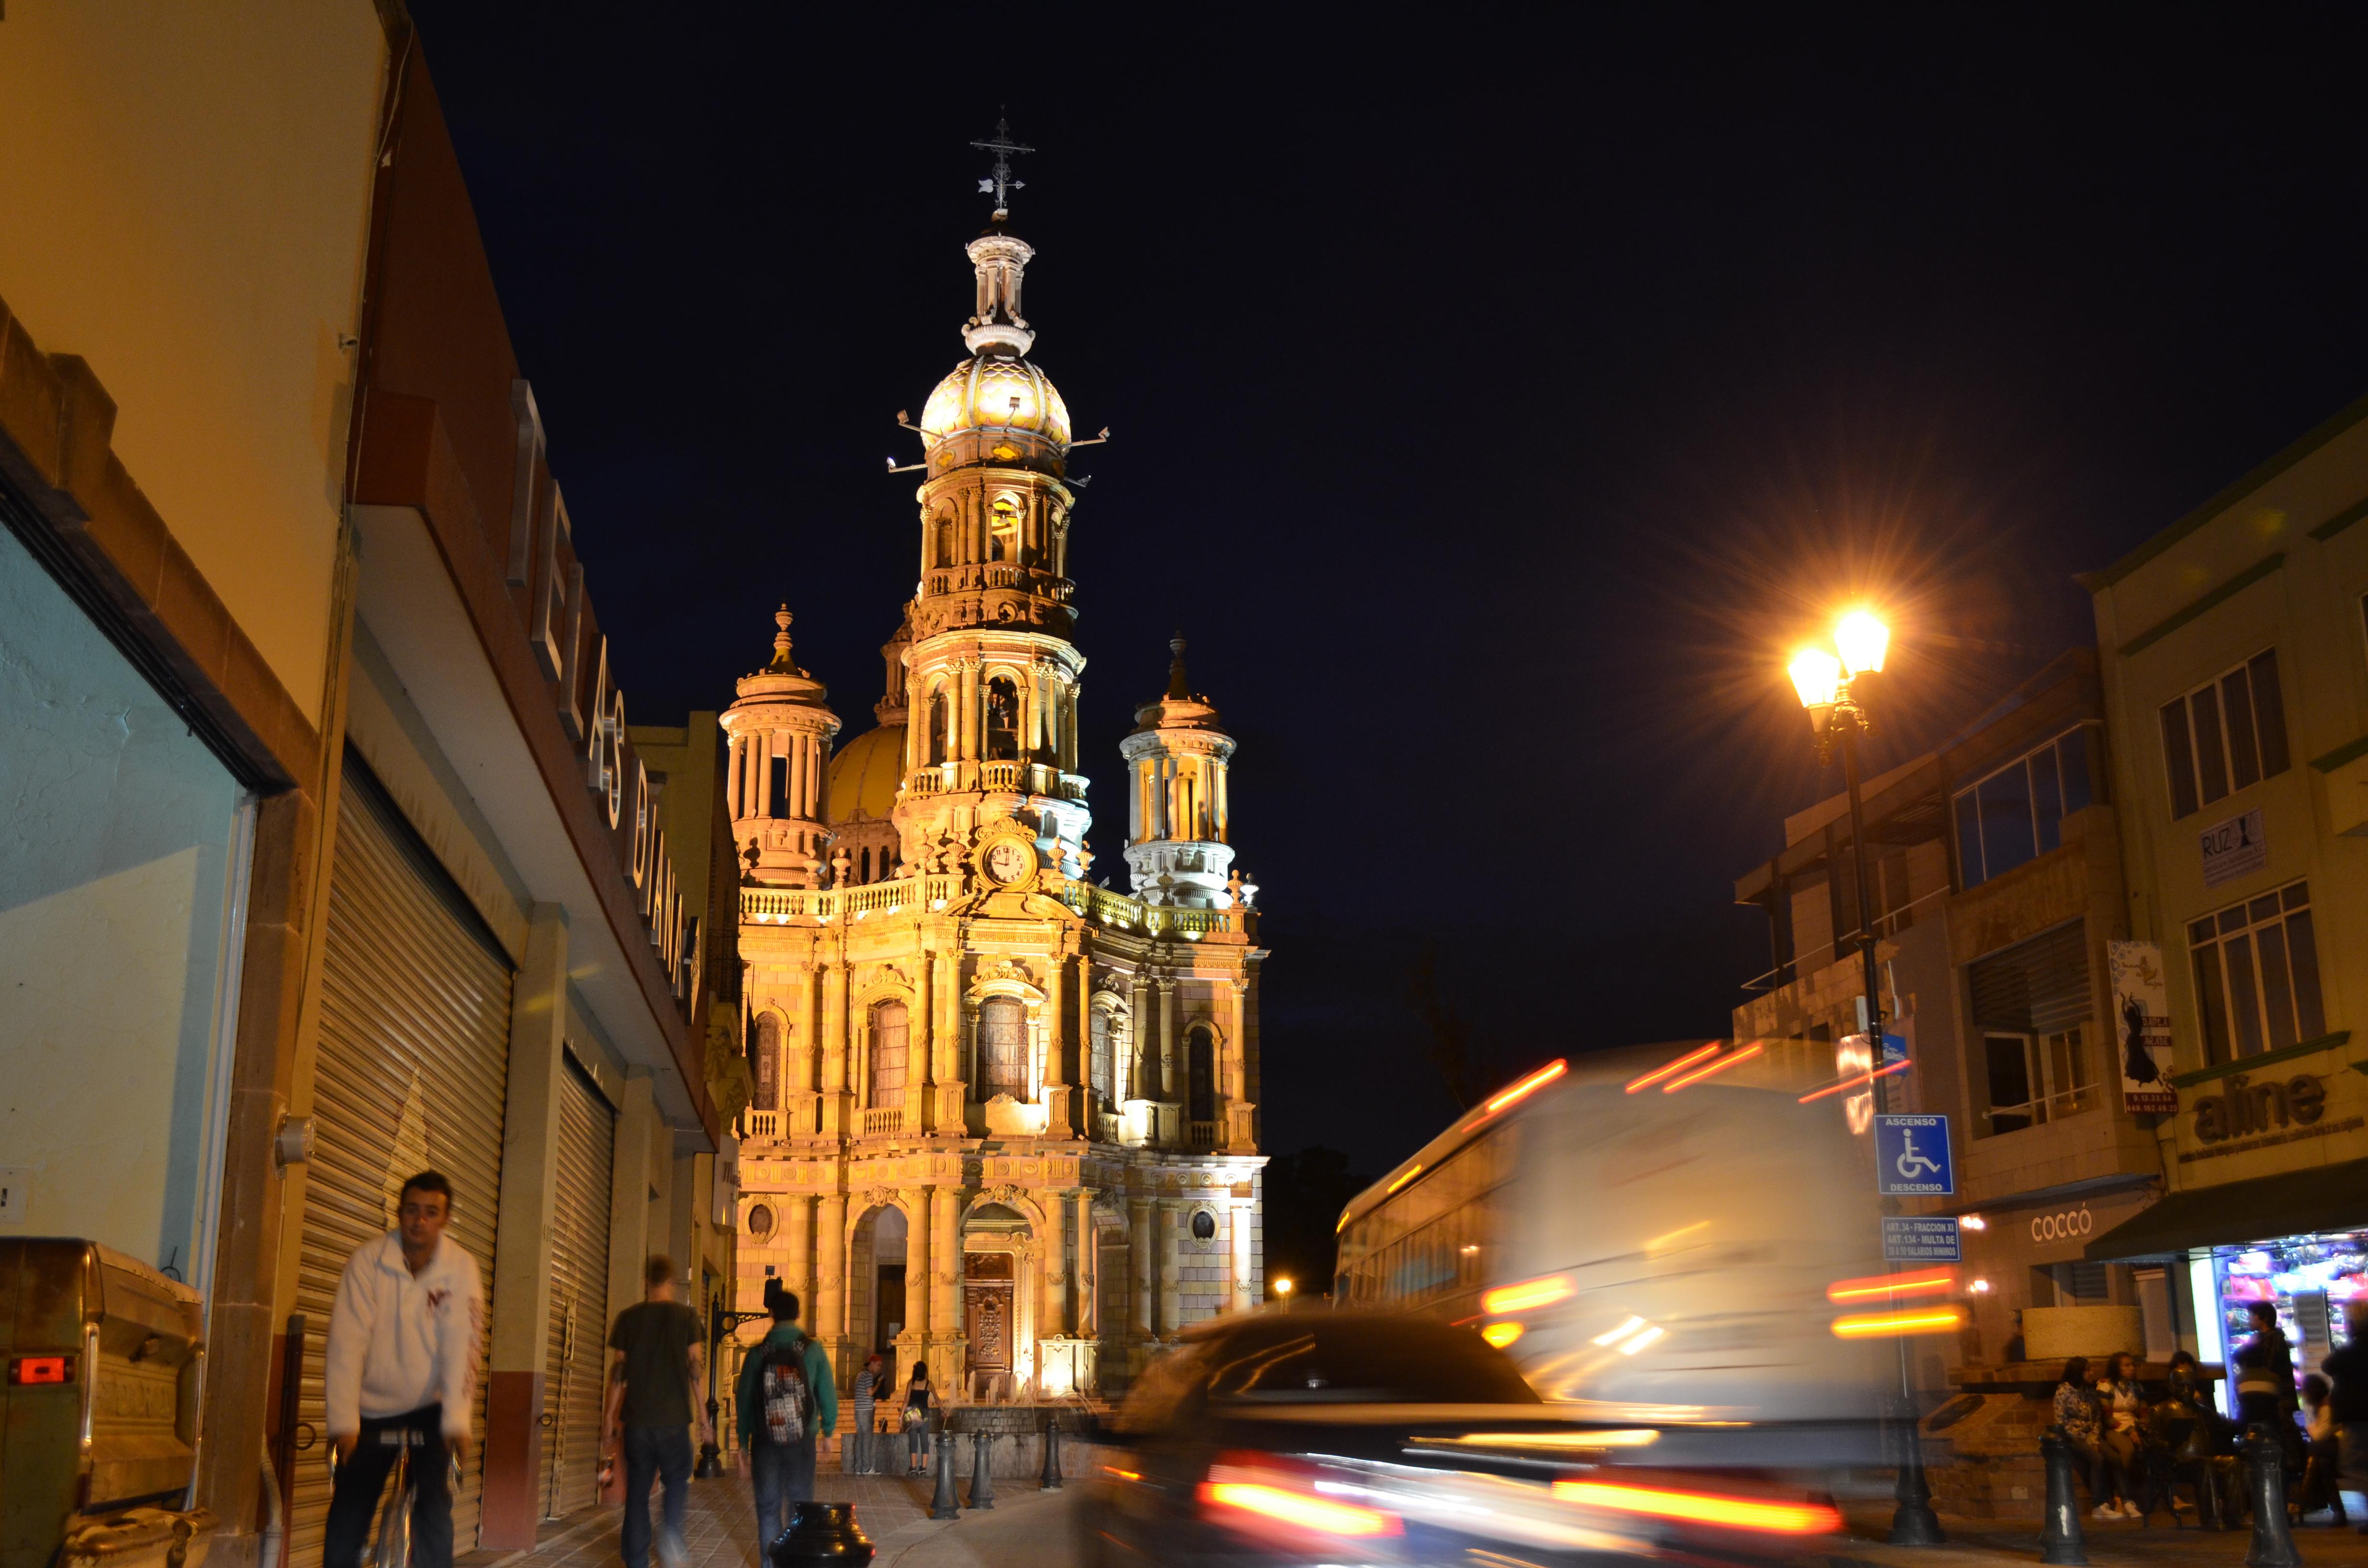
[983,840,1035,885]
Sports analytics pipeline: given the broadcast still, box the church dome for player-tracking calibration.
[826,724,905,824]
[918,355,1071,449]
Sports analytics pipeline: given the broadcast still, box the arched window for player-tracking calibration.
[984,676,1019,760]
[869,1001,909,1106]
[935,513,955,567]
[1089,1008,1112,1105]
[978,996,1027,1100]
[927,689,949,765]
[752,1013,781,1111]
[1187,1025,1216,1123]
[989,496,1021,562]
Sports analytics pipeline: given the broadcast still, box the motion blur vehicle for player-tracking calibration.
[1336,1043,1930,1470]
[1080,1312,1848,1568]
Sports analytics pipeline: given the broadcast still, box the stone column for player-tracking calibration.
[798,965,823,1130]
[930,1187,962,1388]
[1129,1197,1155,1337]
[1043,951,1070,1132]
[781,1193,814,1327]
[1074,1190,1098,1337]
[957,658,979,761]
[913,946,936,1130]
[1156,1203,1182,1336]
[816,1191,847,1368]
[905,669,928,769]
[1127,972,1150,1105]
[1157,975,1178,1101]
[1229,1201,1255,1314]
[903,1188,932,1342]
[822,958,849,1136]
[1042,1193,1070,1340]
[481,905,568,1548]
[1228,979,1249,1101]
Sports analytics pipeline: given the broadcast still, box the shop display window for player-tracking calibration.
[2209,1232,2363,1399]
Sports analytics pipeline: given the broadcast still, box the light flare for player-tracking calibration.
[1483,1275,1573,1315]
[1663,1042,1763,1093]
[1826,1269,1957,1302]
[1829,1306,1964,1338]
[1553,1480,1842,1535]
[1625,1042,1720,1093]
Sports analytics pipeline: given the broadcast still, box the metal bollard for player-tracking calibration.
[1040,1419,1062,1491]
[2242,1423,2302,1568]
[969,1428,997,1510]
[2039,1426,2091,1566]
[930,1430,960,1520]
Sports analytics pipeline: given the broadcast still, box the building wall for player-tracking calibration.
[2091,398,2368,1193]
[0,0,385,723]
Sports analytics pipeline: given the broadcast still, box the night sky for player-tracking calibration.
[409,5,2368,1174]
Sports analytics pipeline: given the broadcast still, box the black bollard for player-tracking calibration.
[1040,1417,1062,1491]
[769,1501,875,1568]
[969,1428,997,1509]
[2242,1423,2302,1568]
[929,1429,960,1520]
[2039,1426,2091,1566]
[1890,1391,1947,1546]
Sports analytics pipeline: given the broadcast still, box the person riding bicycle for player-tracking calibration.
[322,1172,484,1568]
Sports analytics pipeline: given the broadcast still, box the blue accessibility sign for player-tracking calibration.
[1874,1114,1954,1197]
[1882,1217,1962,1263]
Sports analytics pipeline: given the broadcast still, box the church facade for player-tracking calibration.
[725,196,1266,1404]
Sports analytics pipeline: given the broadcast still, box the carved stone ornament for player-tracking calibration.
[862,963,911,995]
[973,957,1037,992]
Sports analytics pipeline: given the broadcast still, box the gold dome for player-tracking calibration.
[826,724,905,824]
[918,355,1071,448]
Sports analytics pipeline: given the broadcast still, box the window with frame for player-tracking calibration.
[868,1000,908,1104]
[1088,1007,1112,1103]
[1981,1027,2094,1133]
[752,1013,781,1110]
[1953,725,2097,888]
[983,676,1019,761]
[2158,650,2289,821]
[978,995,1028,1099]
[2188,879,2326,1065]
[1187,1026,1217,1123]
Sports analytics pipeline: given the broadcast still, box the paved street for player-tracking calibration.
[457,1466,1081,1568]
[1832,1501,2368,1568]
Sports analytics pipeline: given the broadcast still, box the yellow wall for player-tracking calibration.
[0,2,387,724]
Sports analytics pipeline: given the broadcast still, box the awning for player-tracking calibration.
[2085,1156,2368,1260]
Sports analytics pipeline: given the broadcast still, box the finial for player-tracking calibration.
[1167,633,1192,700]
[767,604,799,674]
[971,112,1034,222]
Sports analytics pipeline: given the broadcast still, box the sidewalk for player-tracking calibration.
[1834,1500,2368,1568]
[457,1461,1074,1568]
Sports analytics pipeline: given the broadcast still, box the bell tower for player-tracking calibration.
[721,605,840,886]
[1120,637,1238,907]
[891,208,1092,880]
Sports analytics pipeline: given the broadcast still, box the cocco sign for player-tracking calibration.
[2030,1206,2093,1243]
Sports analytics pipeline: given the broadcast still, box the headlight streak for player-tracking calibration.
[1481,1322,1525,1348]
[1407,1429,1660,1452]
[1483,1276,1573,1315]
[1482,1059,1569,1115]
[1624,1042,1721,1093]
[1552,1479,1843,1535]
[1590,1315,1647,1347]
[1829,1306,1964,1337]
[1660,1042,1763,1093]
[1826,1269,1956,1302]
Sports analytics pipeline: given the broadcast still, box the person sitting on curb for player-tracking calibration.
[736,1287,837,1544]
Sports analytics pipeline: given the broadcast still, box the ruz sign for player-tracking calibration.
[2183,1070,2362,1164]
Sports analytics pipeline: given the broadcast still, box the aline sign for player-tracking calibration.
[2192,1071,2325,1144]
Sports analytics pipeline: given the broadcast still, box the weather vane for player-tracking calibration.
[971,112,1033,220]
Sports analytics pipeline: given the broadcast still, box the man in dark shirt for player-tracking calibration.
[605,1256,709,1568]
[2324,1299,2368,1531]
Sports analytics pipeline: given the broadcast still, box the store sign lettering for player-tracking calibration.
[2030,1206,2093,1242]
[2192,1072,2325,1143]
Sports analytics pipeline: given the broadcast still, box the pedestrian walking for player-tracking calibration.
[603,1256,707,1568]
[322,1171,484,1568]
[2322,1298,2368,1531]
[736,1287,837,1546]
[903,1360,934,1477]
[851,1350,881,1472]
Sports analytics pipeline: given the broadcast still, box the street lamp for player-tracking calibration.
[1273,1276,1294,1312]
[1788,610,1944,1548]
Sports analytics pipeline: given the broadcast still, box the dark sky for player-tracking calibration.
[409,4,2368,1173]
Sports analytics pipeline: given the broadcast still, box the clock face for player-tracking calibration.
[984,840,1034,884]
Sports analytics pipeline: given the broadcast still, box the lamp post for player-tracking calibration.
[696,1282,775,1479]
[1789,612,1945,1547]
[1273,1277,1294,1313]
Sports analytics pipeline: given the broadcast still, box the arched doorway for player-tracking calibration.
[848,1203,909,1368]
[962,1201,1032,1399]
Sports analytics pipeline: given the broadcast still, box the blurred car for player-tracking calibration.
[1079,1312,1844,1568]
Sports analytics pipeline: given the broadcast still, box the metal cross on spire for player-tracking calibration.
[971,113,1034,220]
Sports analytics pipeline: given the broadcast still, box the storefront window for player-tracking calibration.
[2203,1231,2363,1414]
[0,521,251,1284]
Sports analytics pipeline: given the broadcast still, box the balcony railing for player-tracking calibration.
[861,1107,905,1137]
[901,762,1089,802]
[1187,1120,1221,1152]
[743,873,962,926]
[745,1110,782,1139]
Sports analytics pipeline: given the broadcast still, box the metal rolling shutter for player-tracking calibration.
[288,763,514,1560]
[1969,920,2092,1035]
[539,1056,614,1519]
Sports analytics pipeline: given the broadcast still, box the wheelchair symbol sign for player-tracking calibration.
[1874,1115,1954,1196]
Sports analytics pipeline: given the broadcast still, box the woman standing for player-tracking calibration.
[904,1360,935,1477]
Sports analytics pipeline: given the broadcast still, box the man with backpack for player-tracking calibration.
[735,1286,837,1543]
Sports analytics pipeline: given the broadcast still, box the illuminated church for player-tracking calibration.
[723,148,1266,1402]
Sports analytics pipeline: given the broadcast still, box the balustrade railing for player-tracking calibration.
[744,1111,781,1139]
[861,1107,905,1137]
[742,873,961,926]
[1187,1120,1221,1152]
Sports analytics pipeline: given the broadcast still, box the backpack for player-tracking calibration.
[754,1336,811,1447]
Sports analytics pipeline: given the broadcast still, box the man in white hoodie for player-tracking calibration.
[323,1170,485,1568]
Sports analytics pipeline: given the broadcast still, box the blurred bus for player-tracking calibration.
[1334,1041,1917,1466]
